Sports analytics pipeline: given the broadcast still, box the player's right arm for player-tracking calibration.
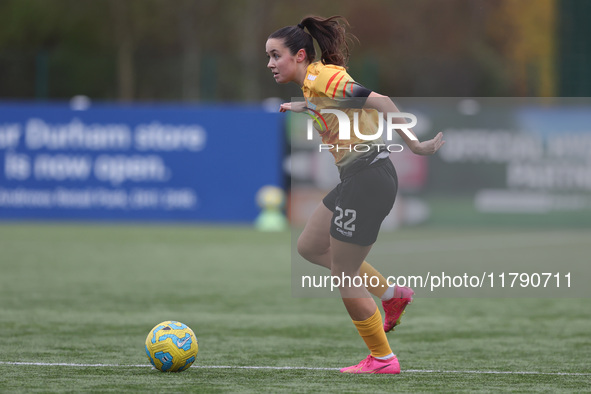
[279,101,307,113]
[366,92,445,156]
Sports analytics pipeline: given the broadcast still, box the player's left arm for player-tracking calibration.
[365,92,445,156]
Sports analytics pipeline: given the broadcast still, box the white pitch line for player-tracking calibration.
[0,361,590,376]
[0,362,150,368]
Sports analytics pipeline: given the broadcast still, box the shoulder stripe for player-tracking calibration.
[324,71,342,93]
[343,81,349,97]
[331,75,345,99]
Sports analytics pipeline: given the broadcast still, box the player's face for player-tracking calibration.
[265,38,298,84]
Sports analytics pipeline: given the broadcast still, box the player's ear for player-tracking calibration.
[296,49,307,63]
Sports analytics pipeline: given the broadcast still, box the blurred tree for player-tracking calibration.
[486,0,556,96]
[178,0,201,100]
[557,0,591,96]
[237,0,269,101]
[348,0,502,96]
[109,0,135,101]
[0,0,118,99]
[0,0,578,101]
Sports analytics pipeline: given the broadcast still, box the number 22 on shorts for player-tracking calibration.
[334,206,356,231]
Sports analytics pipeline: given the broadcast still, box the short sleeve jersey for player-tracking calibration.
[301,62,385,170]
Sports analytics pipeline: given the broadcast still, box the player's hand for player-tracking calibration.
[410,132,445,155]
[279,102,307,113]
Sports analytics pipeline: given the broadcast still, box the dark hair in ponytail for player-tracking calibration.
[268,15,354,67]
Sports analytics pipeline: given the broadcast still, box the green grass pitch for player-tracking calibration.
[0,223,589,392]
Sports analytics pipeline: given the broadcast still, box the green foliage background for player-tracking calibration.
[3,0,587,101]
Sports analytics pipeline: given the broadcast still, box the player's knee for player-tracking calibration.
[296,236,326,262]
[296,236,314,260]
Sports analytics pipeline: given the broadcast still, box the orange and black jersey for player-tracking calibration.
[302,63,372,99]
[301,62,385,170]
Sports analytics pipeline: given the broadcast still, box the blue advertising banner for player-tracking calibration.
[0,102,284,222]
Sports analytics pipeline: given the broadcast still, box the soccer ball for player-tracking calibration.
[145,321,198,372]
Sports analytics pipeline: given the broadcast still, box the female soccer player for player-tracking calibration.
[265,15,444,374]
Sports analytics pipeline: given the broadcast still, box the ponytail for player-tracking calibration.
[300,15,352,67]
[268,15,355,67]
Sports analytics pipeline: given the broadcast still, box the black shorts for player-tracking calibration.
[323,158,398,246]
